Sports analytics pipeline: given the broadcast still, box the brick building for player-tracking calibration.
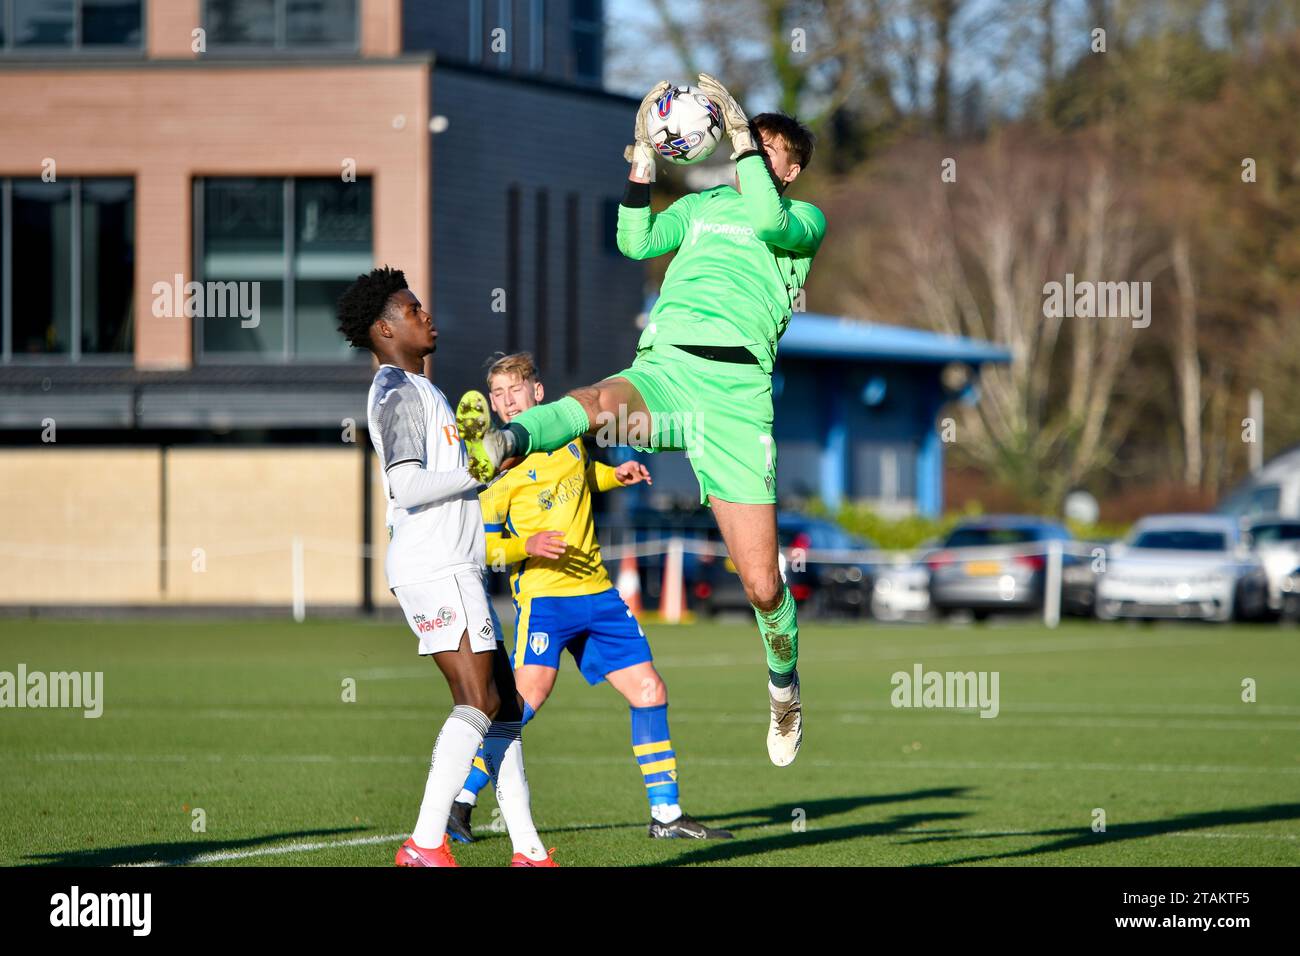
[0,0,641,430]
[0,0,645,609]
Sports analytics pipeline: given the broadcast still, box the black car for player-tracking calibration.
[695,514,877,618]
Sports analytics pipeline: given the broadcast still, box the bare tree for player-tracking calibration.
[829,134,1157,505]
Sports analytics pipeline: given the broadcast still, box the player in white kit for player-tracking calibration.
[338,265,556,867]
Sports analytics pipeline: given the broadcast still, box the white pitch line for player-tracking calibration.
[119,820,1299,868]
[646,632,1228,669]
[96,700,1300,723]
[965,701,1300,717]
[104,708,441,722]
[118,832,409,867]
[867,632,1228,661]
[155,629,1243,685]
[14,752,1300,776]
[833,713,1300,732]
[828,758,1300,775]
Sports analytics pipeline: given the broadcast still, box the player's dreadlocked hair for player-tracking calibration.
[337,265,408,350]
[751,112,815,170]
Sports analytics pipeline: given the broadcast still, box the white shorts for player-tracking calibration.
[393,568,500,656]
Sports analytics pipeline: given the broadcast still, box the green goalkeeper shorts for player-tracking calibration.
[609,343,776,506]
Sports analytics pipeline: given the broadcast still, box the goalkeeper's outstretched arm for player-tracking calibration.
[615,186,699,260]
[734,153,825,255]
[695,72,825,256]
[617,79,699,260]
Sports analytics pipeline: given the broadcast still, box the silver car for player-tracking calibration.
[1096,514,1268,622]
[927,516,1073,621]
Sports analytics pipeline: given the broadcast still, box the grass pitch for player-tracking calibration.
[1,616,1297,867]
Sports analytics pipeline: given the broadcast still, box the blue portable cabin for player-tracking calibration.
[620,310,1011,518]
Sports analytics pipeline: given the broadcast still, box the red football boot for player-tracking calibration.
[395,836,458,867]
[509,847,559,867]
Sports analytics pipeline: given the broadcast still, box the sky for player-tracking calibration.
[600,0,1046,118]
[598,0,1219,122]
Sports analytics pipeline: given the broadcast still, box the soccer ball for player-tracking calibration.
[643,85,724,165]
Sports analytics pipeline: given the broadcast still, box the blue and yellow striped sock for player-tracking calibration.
[630,704,681,822]
[458,701,536,805]
[456,751,492,805]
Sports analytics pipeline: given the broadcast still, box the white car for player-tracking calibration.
[1246,517,1300,614]
[1096,514,1268,623]
[871,562,931,622]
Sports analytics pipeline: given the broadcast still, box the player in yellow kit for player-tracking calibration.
[447,353,732,842]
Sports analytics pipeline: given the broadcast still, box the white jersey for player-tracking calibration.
[367,365,484,589]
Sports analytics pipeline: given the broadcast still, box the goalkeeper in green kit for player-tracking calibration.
[457,74,826,767]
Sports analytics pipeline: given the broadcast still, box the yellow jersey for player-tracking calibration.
[480,439,624,599]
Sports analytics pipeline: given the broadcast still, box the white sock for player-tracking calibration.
[650,803,683,824]
[455,788,478,807]
[411,705,490,848]
[483,721,547,861]
[769,680,795,703]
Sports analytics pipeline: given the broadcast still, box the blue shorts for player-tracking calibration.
[511,588,652,685]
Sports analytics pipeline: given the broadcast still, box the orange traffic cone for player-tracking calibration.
[617,551,642,619]
[658,538,686,625]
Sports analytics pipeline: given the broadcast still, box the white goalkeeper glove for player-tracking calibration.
[625,80,671,182]
[697,72,758,159]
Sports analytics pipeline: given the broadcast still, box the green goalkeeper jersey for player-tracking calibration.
[615,153,826,374]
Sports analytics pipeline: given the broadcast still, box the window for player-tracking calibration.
[82,0,140,44]
[945,527,1039,548]
[1,177,134,362]
[1249,522,1300,544]
[1245,484,1282,515]
[80,179,135,355]
[194,176,371,361]
[204,0,358,51]
[1131,530,1229,552]
[293,178,372,355]
[570,0,602,83]
[851,441,916,502]
[1,0,142,51]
